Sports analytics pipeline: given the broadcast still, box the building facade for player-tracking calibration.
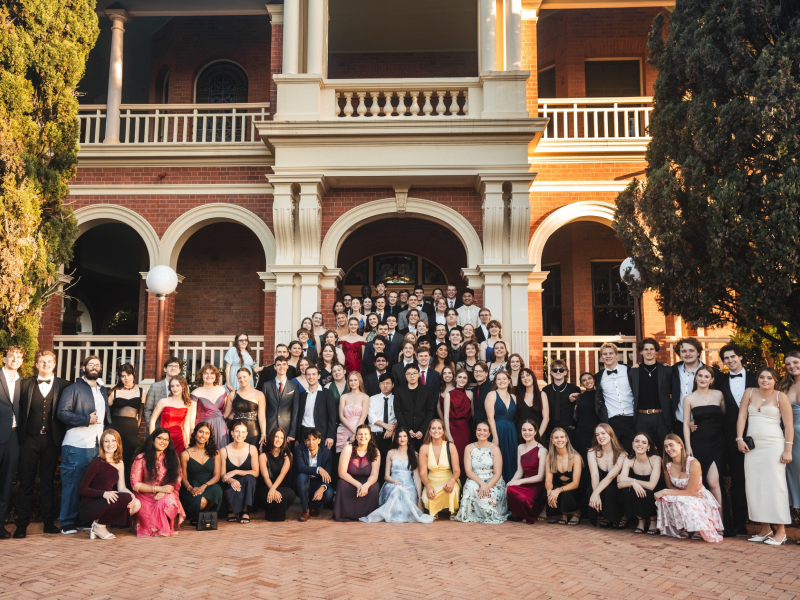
[43,0,728,387]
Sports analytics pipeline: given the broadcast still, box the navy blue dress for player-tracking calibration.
[492,393,517,483]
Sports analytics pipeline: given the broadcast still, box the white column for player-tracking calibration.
[307,0,328,77]
[509,179,532,263]
[479,0,497,72]
[272,182,296,265]
[503,0,522,71]
[481,180,506,265]
[297,181,323,265]
[480,267,506,330]
[298,268,324,325]
[103,10,128,144]
[272,269,296,346]
[283,0,301,75]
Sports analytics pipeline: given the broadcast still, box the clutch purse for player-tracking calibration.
[197,511,218,531]
[743,436,755,450]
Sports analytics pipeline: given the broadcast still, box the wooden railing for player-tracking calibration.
[53,335,147,385]
[78,103,270,145]
[169,336,264,384]
[538,97,653,141]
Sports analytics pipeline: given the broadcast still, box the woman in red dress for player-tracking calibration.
[338,316,366,374]
[443,369,474,482]
[149,375,196,453]
[506,419,548,523]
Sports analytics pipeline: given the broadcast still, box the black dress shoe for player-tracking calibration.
[0,527,11,539]
[12,527,26,539]
[43,523,60,534]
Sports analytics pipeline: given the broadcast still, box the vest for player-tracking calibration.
[27,383,54,437]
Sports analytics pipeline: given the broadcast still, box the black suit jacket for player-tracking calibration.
[421,302,436,322]
[294,444,333,479]
[445,299,464,310]
[0,370,22,444]
[594,366,635,423]
[303,346,318,365]
[364,370,388,398]
[718,370,757,439]
[391,361,418,387]
[296,387,336,441]
[19,376,70,447]
[418,367,440,396]
[394,385,437,435]
[474,325,489,344]
[255,364,296,390]
[628,363,673,431]
[261,378,300,439]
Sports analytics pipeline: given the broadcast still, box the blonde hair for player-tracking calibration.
[600,342,619,355]
[422,418,450,445]
[346,371,366,394]
[547,427,582,473]
[590,423,626,464]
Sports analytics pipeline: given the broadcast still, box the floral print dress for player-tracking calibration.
[656,456,723,543]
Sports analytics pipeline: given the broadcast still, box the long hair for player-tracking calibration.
[318,343,340,371]
[99,429,124,465]
[170,375,193,407]
[589,423,626,464]
[422,418,450,445]
[691,364,716,392]
[346,371,366,394]
[266,427,291,462]
[439,365,455,394]
[507,352,526,373]
[547,427,581,473]
[391,427,419,471]
[110,364,137,395]
[520,418,543,445]
[489,369,514,395]
[234,332,252,371]
[515,368,542,414]
[755,366,781,391]
[630,432,657,459]
[143,428,181,485]
[779,351,800,393]
[350,423,379,462]
[661,433,687,477]
[188,422,218,457]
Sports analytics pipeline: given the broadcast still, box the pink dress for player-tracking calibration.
[336,404,364,452]
[339,340,365,374]
[657,456,723,543]
[130,453,186,538]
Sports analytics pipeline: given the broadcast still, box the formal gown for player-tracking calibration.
[360,459,434,523]
[108,388,142,485]
[506,446,547,524]
[622,467,658,520]
[446,388,472,478]
[192,392,230,448]
[79,458,132,526]
[744,404,791,524]
[657,456,723,543]
[339,340,365,374]
[453,446,509,523]
[516,397,543,443]
[130,453,185,537]
[161,406,188,453]
[491,394,517,482]
[689,405,726,485]
[231,395,260,447]
[224,347,255,391]
[586,466,623,526]
[224,450,256,514]
[788,402,800,508]
[336,403,363,452]
[422,443,461,517]
[179,455,223,520]
[334,451,380,522]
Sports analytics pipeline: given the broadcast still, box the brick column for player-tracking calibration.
[37,294,62,352]
[267,5,284,119]
[528,272,548,381]
[263,291,276,359]
[320,289,337,332]
[144,292,175,381]
[521,13,538,117]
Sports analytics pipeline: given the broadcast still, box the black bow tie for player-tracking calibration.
[38,379,51,385]
[730,373,743,378]
[606,369,618,375]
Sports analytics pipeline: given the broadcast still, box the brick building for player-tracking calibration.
[46,0,729,387]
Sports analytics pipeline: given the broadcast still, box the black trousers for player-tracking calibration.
[725,438,748,531]
[0,430,20,527]
[672,419,686,441]
[634,412,671,452]
[607,416,636,454]
[372,431,393,484]
[15,432,60,528]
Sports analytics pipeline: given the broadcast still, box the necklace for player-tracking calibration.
[123,384,136,391]
[642,364,657,377]
[552,381,568,393]
[756,391,774,412]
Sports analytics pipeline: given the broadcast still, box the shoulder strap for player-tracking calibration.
[445,440,452,469]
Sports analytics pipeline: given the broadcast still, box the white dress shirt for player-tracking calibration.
[600,363,635,418]
[478,324,489,340]
[447,299,457,309]
[368,393,395,433]
[675,362,703,422]
[2,368,19,428]
[435,313,447,326]
[62,378,105,448]
[302,387,318,428]
[37,376,54,398]
[729,368,747,407]
[457,304,480,328]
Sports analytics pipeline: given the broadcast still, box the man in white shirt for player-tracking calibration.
[296,366,335,449]
[456,287,481,327]
[670,337,706,438]
[0,346,24,539]
[56,355,109,534]
[594,342,636,452]
[474,308,492,343]
[368,372,396,483]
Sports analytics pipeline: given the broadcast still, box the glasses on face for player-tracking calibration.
[551,368,566,374]
[238,338,248,343]
[155,436,170,444]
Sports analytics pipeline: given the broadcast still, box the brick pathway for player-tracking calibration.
[2,515,799,599]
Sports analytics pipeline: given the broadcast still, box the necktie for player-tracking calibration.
[38,379,51,385]
[730,373,743,378]
[383,397,390,424]
[388,333,393,342]
[607,369,617,375]
[421,370,426,385]
[278,381,283,396]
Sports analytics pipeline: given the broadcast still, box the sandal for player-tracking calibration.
[616,516,628,529]
[567,516,580,526]
[240,514,250,524]
[227,516,238,522]
[547,518,560,524]
[634,527,645,534]
[646,528,660,535]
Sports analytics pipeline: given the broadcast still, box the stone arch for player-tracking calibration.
[74,204,160,269]
[159,203,276,269]
[528,201,617,268]
[320,198,483,272]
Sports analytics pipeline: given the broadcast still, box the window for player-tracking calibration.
[342,254,447,292]
[422,259,447,285]
[373,254,417,285]
[591,262,634,336]
[344,259,369,285]
[195,62,249,104]
[542,264,562,336]
[584,60,641,98]
[539,67,556,98]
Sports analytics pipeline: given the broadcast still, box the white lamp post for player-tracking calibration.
[620,258,644,362]
[146,266,179,380]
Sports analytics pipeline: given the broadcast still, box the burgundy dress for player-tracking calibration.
[446,389,472,481]
[333,450,379,522]
[79,458,132,526]
[506,446,547,524]
[339,340,365,374]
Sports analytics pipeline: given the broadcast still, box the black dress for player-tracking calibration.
[224,451,256,514]
[586,466,623,526]
[546,469,581,516]
[231,394,261,447]
[516,395,544,443]
[543,383,581,444]
[689,405,726,484]
[108,388,143,486]
[622,463,658,519]
[255,452,297,521]
[574,391,601,464]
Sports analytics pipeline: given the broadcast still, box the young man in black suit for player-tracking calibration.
[14,351,70,537]
[444,284,463,310]
[416,348,440,396]
[294,428,334,521]
[363,330,391,374]
[474,308,492,343]
[367,373,396,484]
[628,338,673,452]
[670,337,712,439]
[394,365,436,451]
[374,296,387,324]
[415,286,436,322]
[364,353,389,397]
[0,346,24,539]
[256,344,296,389]
[297,329,318,365]
[260,356,300,442]
[295,366,336,450]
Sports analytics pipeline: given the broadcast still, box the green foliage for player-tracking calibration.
[0,1,98,374]
[729,325,792,373]
[614,1,800,354]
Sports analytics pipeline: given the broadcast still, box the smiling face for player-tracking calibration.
[273,429,285,449]
[551,429,567,449]
[356,427,372,446]
[601,347,618,368]
[595,425,610,446]
[351,298,362,314]
[632,434,650,455]
[786,355,800,378]
[232,423,248,443]
[580,372,594,390]
[494,371,510,390]
[237,370,251,387]
[347,372,360,392]
[521,370,533,387]
[348,319,360,333]
[509,356,521,371]
[35,354,56,378]
[102,432,118,454]
[312,313,323,328]
[437,344,449,361]
[663,438,682,459]
[3,350,23,371]
[521,421,536,442]
[679,343,700,365]
[641,343,658,363]
[336,313,348,327]
[758,370,776,390]
[154,432,170,452]
[322,345,334,362]
[429,420,444,440]
[332,364,345,382]
[194,425,211,446]
[695,368,713,389]
[475,422,490,441]
[397,430,408,447]
[169,379,183,396]
[202,368,216,385]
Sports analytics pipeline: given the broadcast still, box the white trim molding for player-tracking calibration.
[529,180,631,193]
[69,183,274,196]
[529,200,616,268]
[74,204,160,269]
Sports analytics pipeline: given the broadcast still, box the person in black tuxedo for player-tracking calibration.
[14,351,70,537]
[386,291,401,316]
[0,346,24,539]
[628,338,673,452]
[295,366,336,450]
[717,343,757,536]
[294,428,334,521]
[297,329,318,365]
[415,348,441,397]
[364,353,390,397]
[414,286,436,323]
[260,356,300,442]
[394,365,437,451]
[391,341,418,385]
[362,334,389,376]
[474,308,492,343]
[373,296,388,324]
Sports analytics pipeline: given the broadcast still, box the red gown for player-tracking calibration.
[339,340,365,374]
[161,406,188,453]
[446,388,472,481]
[506,446,547,523]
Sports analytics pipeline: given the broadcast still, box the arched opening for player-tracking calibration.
[155,65,169,103]
[195,61,249,104]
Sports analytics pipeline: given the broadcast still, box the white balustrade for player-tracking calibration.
[77,103,270,145]
[331,78,478,118]
[538,97,653,141]
[53,336,147,385]
[169,336,264,384]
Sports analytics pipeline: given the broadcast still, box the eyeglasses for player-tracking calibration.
[238,338,248,343]
[551,368,566,374]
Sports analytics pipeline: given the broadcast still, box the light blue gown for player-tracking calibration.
[224,347,255,391]
[787,402,800,508]
[360,459,434,524]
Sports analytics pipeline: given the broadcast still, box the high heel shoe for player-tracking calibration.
[89,521,116,540]
[748,531,773,543]
[764,535,787,546]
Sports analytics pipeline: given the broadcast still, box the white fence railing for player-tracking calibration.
[169,336,264,384]
[53,336,147,385]
[538,97,653,141]
[78,103,270,145]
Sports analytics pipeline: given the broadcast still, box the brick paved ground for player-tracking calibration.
[2,511,799,599]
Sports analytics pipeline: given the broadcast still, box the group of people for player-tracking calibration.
[0,283,798,545]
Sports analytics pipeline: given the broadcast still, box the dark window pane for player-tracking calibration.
[344,259,369,285]
[539,68,556,98]
[542,265,562,336]
[592,261,634,335]
[373,254,417,285]
[421,259,446,285]
[585,61,640,98]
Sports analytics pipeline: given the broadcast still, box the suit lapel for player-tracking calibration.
[0,372,10,405]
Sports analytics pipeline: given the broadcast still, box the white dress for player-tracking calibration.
[745,404,791,524]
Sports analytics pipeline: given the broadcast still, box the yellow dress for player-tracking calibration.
[422,442,461,517]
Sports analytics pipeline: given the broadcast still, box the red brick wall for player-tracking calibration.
[263,291,276,356]
[38,295,62,352]
[522,19,538,116]
[72,166,266,185]
[319,289,338,334]
[270,22,283,117]
[149,16,272,104]
[531,162,647,182]
[328,52,478,79]
[174,223,266,335]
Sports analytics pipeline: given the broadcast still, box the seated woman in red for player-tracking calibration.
[131,428,185,537]
[506,420,548,524]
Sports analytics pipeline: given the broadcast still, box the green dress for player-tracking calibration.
[179,455,223,519]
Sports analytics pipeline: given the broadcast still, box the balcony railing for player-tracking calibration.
[78,103,270,145]
[53,335,147,385]
[169,335,264,384]
[538,97,653,141]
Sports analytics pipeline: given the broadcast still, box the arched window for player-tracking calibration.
[195,61,248,104]
[343,253,447,295]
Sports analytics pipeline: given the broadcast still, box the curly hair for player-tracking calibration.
[196,363,222,386]
[188,422,218,457]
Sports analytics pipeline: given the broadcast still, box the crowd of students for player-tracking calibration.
[0,283,798,545]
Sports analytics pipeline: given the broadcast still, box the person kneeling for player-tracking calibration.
[256,427,296,522]
[545,428,583,526]
[453,422,509,523]
[334,424,381,522]
[295,428,334,521]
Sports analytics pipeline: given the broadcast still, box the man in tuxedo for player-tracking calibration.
[143,356,181,427]
[445,284,463,310]
[394,365,436,451]
[594,342,636,453]
[363,332,390,375]
[294,428,334,521]
[416,349,440,395]
[297,329,318,365]
[415,286,436,322]
[670,337,709,439]
[14,351,70,537]
[0,346,24,539]
[367,373,396,483]
[628,338,673,452]
[717,342,756,536]
[384,314,400,347]
[448,328,464,363]
[342,293,353,315]
[260,356,300,442]
[474,308,492,343]
[296,366,335,450]
[374,296,387,323]
[256,344,296,388]
[392,341,418,384]
[364,353,390,397]
[398,290,410,313]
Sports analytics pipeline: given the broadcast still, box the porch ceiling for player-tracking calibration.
[96,0,272,16]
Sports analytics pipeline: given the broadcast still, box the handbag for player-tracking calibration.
[742,436,755,450]
[196,511,218,531]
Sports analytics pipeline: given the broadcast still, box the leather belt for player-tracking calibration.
[637,409,662,414]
